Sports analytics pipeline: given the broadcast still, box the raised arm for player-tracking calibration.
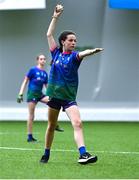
[47,4,64,50]
[78,48,104,59]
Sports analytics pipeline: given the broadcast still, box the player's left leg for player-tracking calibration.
[27,102,37,142]
[65,105,97,164]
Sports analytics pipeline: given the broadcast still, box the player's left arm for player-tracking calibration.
[78,48,104,59]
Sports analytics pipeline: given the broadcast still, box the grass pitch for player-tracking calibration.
[0,121,139,179]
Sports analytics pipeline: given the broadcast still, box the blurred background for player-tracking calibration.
[0,0,139,121]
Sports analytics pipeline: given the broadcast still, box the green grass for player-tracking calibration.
[0,121,139,179]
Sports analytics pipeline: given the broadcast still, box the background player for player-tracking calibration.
[17,54,64,142]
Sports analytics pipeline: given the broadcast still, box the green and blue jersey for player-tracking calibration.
[46,47,82,101]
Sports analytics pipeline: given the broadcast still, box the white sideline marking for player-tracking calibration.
[95,150,139,155]
[0,132,40,135]
[0,146,42,151]
[0,147,75,152]
[0,146,139,155]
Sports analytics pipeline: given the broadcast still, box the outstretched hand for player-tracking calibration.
[78,48,104,59]
[93,48,104,54]
[53,4,64,18]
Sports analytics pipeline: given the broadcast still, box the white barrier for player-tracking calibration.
[0,107,139,121]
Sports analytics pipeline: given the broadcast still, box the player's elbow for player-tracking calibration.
[46,31,52,37]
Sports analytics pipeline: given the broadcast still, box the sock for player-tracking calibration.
[79,146,86,156]
[28,134,33,140]
[44,148,50,157]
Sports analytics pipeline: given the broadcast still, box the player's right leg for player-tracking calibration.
[41,96,64,132]
[40,107,60,163]
[27,102,37,142]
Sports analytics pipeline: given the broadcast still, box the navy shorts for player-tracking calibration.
[47,98,77,111]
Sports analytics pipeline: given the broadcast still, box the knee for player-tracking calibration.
[72,119,82,130]
[29,114,34,121]
[47,122,57,132]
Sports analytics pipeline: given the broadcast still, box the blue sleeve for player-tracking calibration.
[26,68,34,79]
[50,47,60,61]
[72,51,82,64]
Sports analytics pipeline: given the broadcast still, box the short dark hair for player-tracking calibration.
[58,31,76,52]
